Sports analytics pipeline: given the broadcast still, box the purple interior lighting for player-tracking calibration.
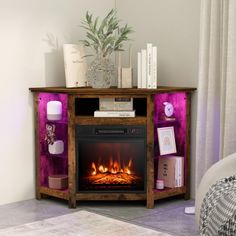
[38,93,68,187]
[36,92,187,189]
[154,92,187,184]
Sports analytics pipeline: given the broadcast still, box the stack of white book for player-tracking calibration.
[137,43,157,89]
[157,156,184,188]
[94,98,135,117]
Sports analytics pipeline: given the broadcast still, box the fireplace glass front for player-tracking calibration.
[76,125,146,192]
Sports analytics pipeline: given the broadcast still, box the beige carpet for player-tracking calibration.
[0,210,171,236]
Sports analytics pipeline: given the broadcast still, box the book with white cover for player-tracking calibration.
[99,98,133,111]
[175,156,184,187]
[94,110,135,117]
[63,44,87,88]
[158,156,184,188]
[152,46,157,88]
[137,52,142,88]
[141,49,147,88]
[146,43,153,89]
[175,157,183,187]
[175,158,179,187]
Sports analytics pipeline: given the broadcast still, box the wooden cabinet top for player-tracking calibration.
[29,86,196,95]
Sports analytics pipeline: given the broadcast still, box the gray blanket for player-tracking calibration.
[199,175,236,235]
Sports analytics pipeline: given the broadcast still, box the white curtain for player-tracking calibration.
[195,0,236,187]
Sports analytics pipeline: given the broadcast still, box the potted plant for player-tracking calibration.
[81,9,133,88]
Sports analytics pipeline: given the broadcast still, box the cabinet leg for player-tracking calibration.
[184,192,190,200]
[36,192,42,200]
[146,199,154,209]
[147,202,154,209]
[68,197,76,208]
[36,192,48,200]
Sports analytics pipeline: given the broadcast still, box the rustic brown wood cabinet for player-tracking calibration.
[30,86,195,208]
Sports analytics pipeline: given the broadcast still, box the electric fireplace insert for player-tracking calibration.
[76,125,146,193]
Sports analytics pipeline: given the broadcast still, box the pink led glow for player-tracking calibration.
[38,93,68,186]
[154,92,187,184]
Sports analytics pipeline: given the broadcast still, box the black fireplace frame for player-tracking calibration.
[75,125,147,193]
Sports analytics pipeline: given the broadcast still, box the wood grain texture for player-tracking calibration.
[184,93,192,200]
[76,193,146,201]
[146,94,154,208]
[40,186,69,200]
[68,95,77,208]
[75,116,147,125]
[29,86,196,94]
[153,187,186,200]
[33,93,41,200]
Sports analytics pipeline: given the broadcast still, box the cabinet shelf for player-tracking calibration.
[153,186,186,200]
[46,120,68,124]
[40,186,69,200]
[155,119,177,125]
[75,116,147,125]
[46,153,67,158]
[76,193,146,201]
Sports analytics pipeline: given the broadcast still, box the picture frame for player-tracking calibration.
[157,126,177,155]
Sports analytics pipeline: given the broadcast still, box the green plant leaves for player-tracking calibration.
[80,9,133,57]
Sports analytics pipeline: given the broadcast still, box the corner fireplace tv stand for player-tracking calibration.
[30,87,195,208]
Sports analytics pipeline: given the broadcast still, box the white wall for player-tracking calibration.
[115,0,200,87]
[116,0,200,197]
[0,0,115,206]
[0,0,200,205]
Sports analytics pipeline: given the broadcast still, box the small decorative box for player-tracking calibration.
[48,175,68,190]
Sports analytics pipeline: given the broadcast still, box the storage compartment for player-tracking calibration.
[48,175,68,189]
[75,98,99,116]
[75,97,147,117]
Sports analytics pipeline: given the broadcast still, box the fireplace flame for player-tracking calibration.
[98,165,108,173]
[90,158,133,175]
[91,162,97,175]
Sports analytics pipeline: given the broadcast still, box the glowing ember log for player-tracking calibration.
[85,172,141,185]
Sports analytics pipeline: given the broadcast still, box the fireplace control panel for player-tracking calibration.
[77,125,146,137]
[95,127,144,136]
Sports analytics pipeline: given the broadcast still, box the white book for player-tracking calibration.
[141,49,147,88]
[63,44,87,88]
[146,43,153,89]
[94,110,135,118]
[152,46,157,88]
[137,52,142,88]
[175,158,179,187]
[179,157,184,186]
[175,157,184,187]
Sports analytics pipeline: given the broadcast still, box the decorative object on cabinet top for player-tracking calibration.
[63,44,88,88]
[80,9,133,88]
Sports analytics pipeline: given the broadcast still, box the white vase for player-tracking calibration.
[87,54,115,88]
